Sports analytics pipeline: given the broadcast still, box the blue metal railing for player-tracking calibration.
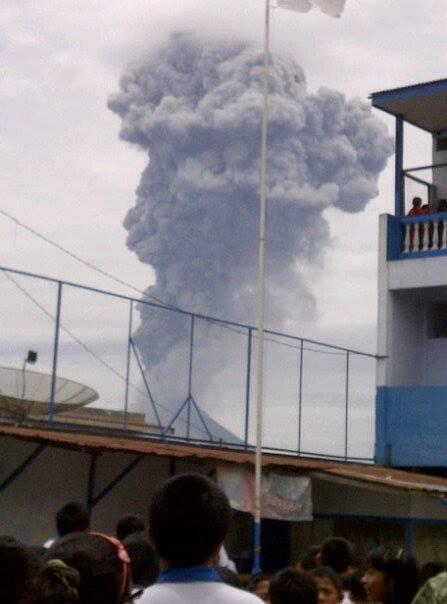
[394,213,447,259]
[0,264,379,462]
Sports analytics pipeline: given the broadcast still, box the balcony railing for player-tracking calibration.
[400,213,447,257]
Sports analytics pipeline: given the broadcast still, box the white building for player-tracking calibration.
[372,79,447,467]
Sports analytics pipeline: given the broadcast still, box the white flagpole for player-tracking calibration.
[253,0,270,575]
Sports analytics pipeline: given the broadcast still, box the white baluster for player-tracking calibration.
[404,223,411,253]
[422,221,430,251]
[433,217,440,250]
[442,220,447,250]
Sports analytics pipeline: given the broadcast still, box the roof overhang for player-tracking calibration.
[2,422,447,497]
[370,79,447,133]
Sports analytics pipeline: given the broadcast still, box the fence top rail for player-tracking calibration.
[400,212,447,224]
[0,264,380,359]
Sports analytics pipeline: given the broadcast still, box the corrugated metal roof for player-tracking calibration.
[1,423,447,495]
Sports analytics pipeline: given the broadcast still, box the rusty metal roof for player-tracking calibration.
[2,423,447,495]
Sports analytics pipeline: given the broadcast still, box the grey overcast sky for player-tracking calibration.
[1,1,446,443]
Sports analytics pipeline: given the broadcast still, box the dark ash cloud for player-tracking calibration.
[108,31,393,368]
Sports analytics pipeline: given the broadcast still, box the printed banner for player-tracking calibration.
[217,465,312,521]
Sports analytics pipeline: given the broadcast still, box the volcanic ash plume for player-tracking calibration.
[108,32,393,368]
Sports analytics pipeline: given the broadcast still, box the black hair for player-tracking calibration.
[0,536,42,604]
[320,537,354,574]
[56,502,90,537]
[247,573,272,592]
[46,532,130,604]
[365,548,419,604]
[116,515,145,542]
[214,566,243,588]
[344,568,367,603]
[419,561,447,586]
[299,545,321,571]
[149,473,231,568]
[311,566,343,596]
[122,531,159,587]
[412,197,422,206]
[269,568,318,604]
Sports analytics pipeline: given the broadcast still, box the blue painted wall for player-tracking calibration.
[376,386,447,466]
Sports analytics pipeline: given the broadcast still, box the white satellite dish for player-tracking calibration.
[0,366,98,418]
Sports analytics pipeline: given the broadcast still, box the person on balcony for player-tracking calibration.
[407,197,424,250]
[408,197,424,216]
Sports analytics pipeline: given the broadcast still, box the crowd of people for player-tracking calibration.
[1,473,446,603]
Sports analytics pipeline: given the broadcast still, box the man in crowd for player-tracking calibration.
[44,501,90,549]
[140,473,262,603]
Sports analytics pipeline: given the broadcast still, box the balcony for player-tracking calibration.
[387,213,447,261]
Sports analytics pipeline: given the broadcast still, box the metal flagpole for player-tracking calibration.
[253,0,271,576]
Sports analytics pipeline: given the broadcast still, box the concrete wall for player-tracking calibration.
[388,256,447,291]
[378,215,447,387]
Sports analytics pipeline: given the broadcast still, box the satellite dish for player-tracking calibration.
[0,366,98,419]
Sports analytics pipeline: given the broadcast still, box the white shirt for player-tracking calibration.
[139,582,263,604]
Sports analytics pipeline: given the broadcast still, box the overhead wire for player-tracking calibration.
[0,208,359,356]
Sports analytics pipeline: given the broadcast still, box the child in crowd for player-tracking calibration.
[310,566,343,604]
[139,472,263,603]
[247,574,272,602]
[269,568,318,604]
[0,536,41,604]
[361,548,419,604]
[40,531,132,604]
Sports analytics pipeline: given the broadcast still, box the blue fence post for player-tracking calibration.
[124,301,133,429]
[187,315,195,440]
[244,328,253,449]
[49,281,63,423]
[298,339,304,455]
[344,350,350,460]
[395,114,404,216]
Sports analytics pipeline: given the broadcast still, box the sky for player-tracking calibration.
[1,1,446,456]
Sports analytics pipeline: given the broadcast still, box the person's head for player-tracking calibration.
[320,538,354,577]
[116,515,145,542]
[269,568,318,604]
[56,502,90,538]
[248,574,272,602]
[0,536,42,604]
[298,545,321,571]
[46,532,131,604]
[362,549,419,604]
[419,561,447,586]
[311,567,343,604]
[149,473,231,568]
[34,560,81,604]
[412,197,422,209]
[122,531,159,587]
[345,569,368,604]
